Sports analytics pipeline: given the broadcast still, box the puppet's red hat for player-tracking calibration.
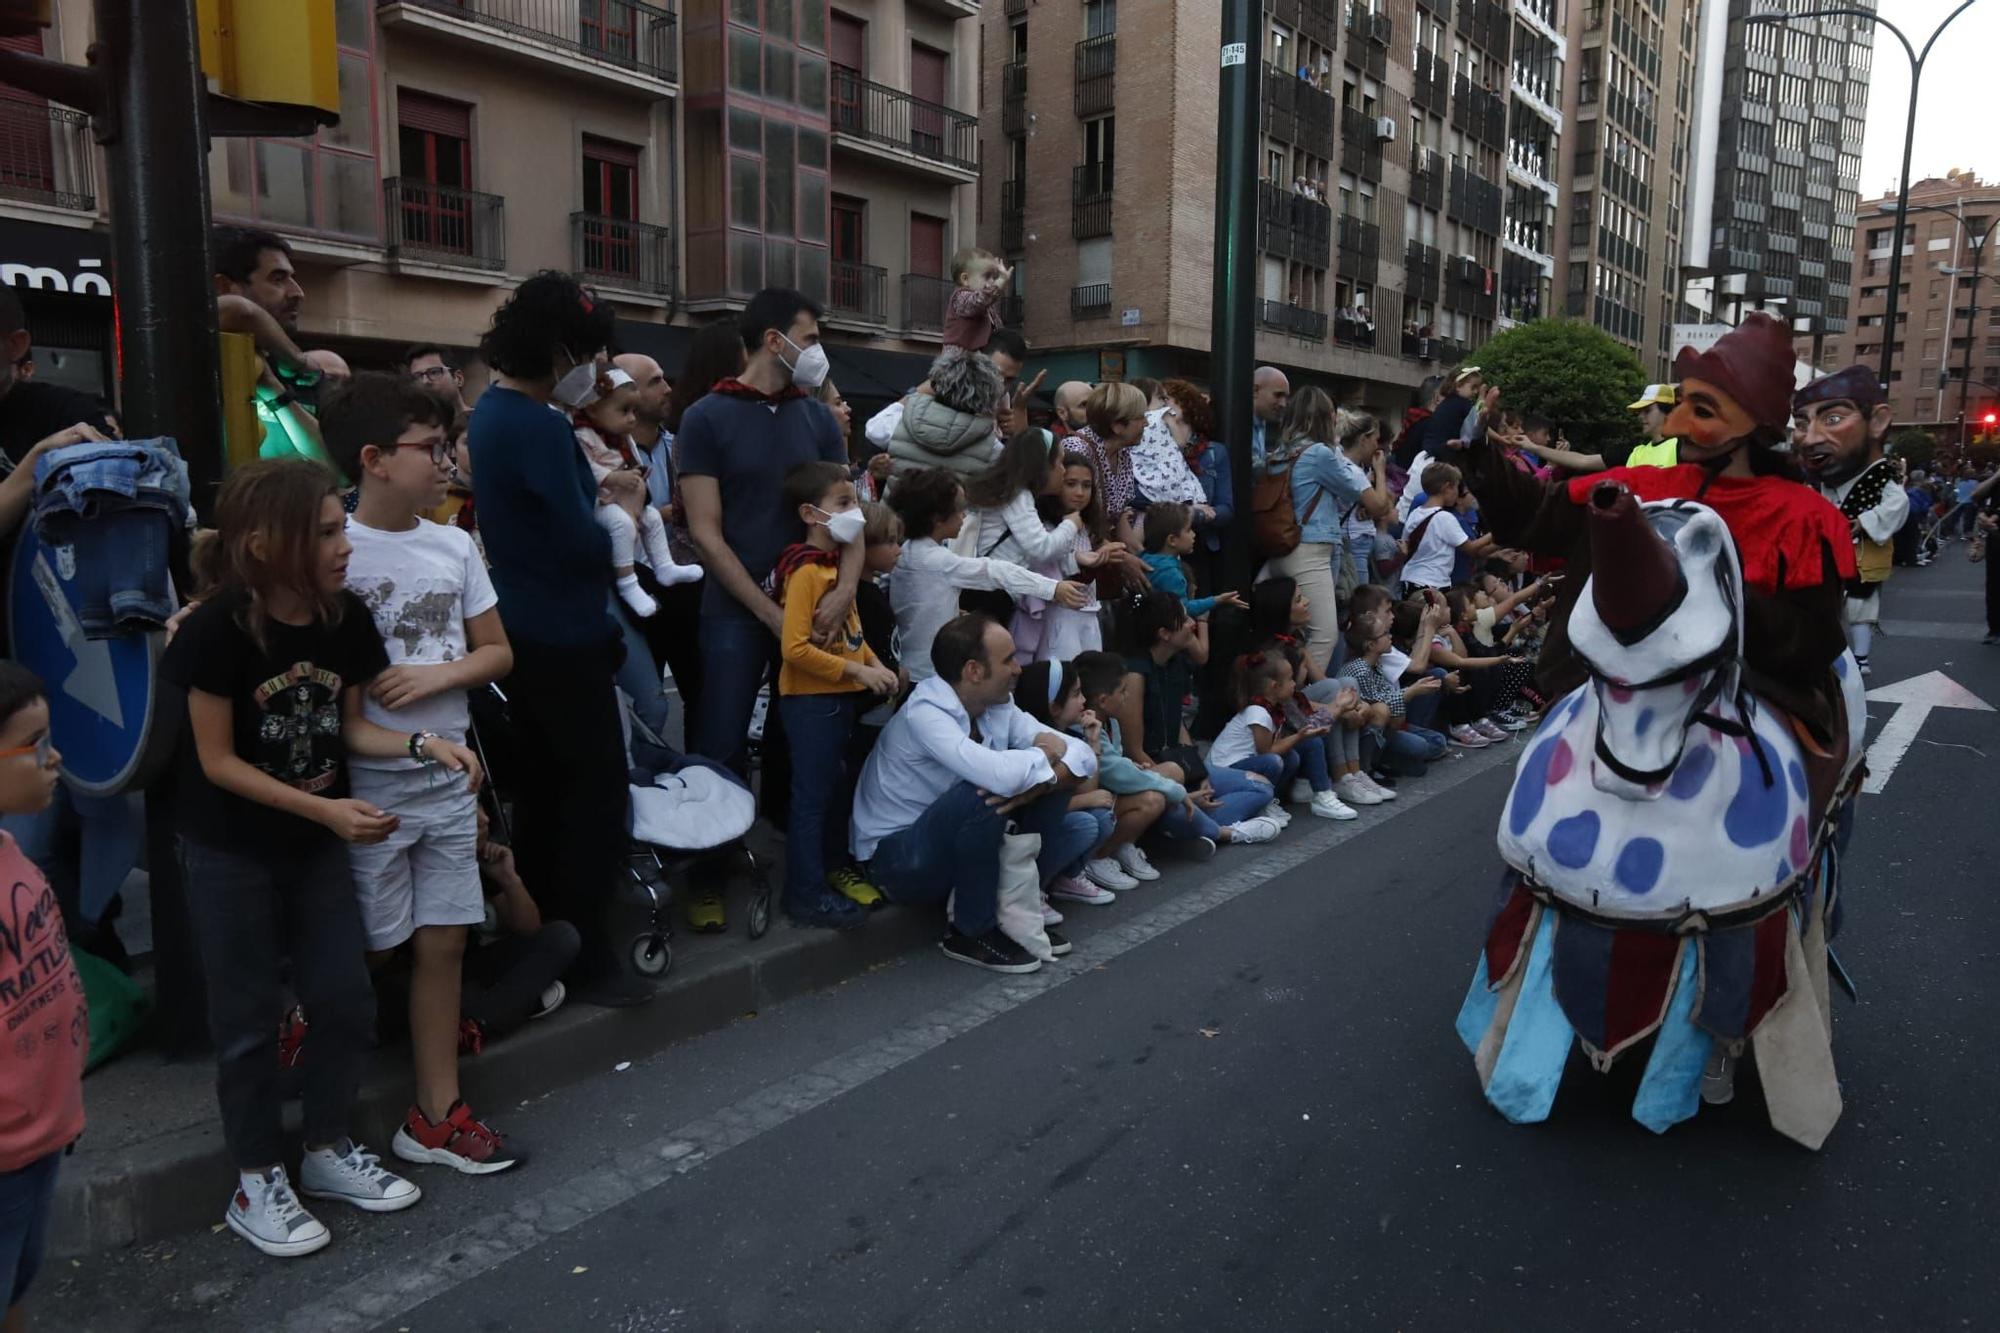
[1671,311,1796,434]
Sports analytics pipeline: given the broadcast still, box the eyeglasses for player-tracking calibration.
[388,440,454,468]
[0,735,53,765]
[412,365,456,383]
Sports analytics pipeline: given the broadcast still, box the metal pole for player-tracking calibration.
[94,0,223,510]
[1878,80,1921,390]
[1212,0,1258,593]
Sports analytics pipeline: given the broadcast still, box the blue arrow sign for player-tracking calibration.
[7,525,172,796]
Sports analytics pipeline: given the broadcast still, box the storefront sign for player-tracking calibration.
[0,218,113,296]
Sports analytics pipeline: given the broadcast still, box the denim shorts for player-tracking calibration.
[347,764,484,951]
[0,1149,62,1308]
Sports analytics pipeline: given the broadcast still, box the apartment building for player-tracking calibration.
[1553,0,1696,378]
[982,0,1564,417]
[0,0,979,414]
[1682,0,1868,363]
[1814,171,2000,428]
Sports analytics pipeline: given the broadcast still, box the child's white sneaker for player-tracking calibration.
[1223,816,1281,844]
[1261,800,1292,827]
[1288,779,1314,803]
[1359,772,1398,801]
[226,1166,330,1259]
[1084,857,1139,892]
[1310,790,1358,821]
[1114,844,1161,881]
[1334,774,1385,806]
[615,573,659,618]
[299,1139,422,1213]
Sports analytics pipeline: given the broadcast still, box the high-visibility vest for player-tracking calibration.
[1626,437,1679,468]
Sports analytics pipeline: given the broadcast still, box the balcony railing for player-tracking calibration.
[0,103,96,212]
[903,272,952,333]
[1072,162,1112,239]
[1075,35,1115,116]
[1070,283,1111,317]
[1002,60,1027,136]
[387,0,678,83]
[1258,299,1327,341]
[832,66,978,172]
[571,212,674,295]
[1258,181,1332,268]
[1337,214,1380,275]
[1000,178,1026,254]
[386,177,506,269]
[1333,311,1376,349]
[1405,240,1441,303]
[828,259,888,325]
[1410,146,1445,211]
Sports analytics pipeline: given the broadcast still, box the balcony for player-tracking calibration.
[828,260,888,326]
[1259,300,1328,341]
[902,272,952,334]
[1333,310,1375,349]
[1340,105,1384,180]
[1000,178,1025,254]
[1410,147,1445,211]
[1449,159,1502,236]
[1405,240,1441,303]
[571,213,674,296]
[1072,162,1112,240]
[1505,139,1557,198]
[1070,283,1112,317]
[831,67,978,180]
[1075,35,1115,117]
[385,178,506,271]
[1258,181,1332,269]
[1004,0,1027,12]
[379,0,678,91]
[1411,48,1449,113]
[1001,60,1027,137]
[1337,213,1380,279]
[1452,75,1507,148]
[0,103,96,212]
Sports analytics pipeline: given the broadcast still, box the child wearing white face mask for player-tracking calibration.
[774,460,899,929]
[571,367,703,619]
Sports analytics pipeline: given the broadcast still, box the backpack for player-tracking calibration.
[1378,507,1443,579]
[1250,450,1325,558]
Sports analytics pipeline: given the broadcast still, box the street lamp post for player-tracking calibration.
[1748,0,1982,392]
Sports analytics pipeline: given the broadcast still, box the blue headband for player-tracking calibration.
[1046,659,1065,705]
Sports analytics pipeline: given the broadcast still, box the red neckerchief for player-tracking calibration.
[575,415,640,468]
[1180,431,1208,469]
[1564,465,1858,593]
[710,377,806,404]
[770,542,839,603]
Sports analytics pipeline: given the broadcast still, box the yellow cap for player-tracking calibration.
[1628,383,1677,410]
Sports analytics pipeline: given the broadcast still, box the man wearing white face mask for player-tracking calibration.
[677,291,861,899]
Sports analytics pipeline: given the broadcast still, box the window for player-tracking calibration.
[832,194,865,262]
[394,91,473,253]
[1084,115,1115,172]
[579,0,638,62]
[910,213,947,276]
[1084,0,1116,38]
[209,18,381,239]
[579,136,641,279]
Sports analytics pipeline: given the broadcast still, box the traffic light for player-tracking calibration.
[195,0,338,121]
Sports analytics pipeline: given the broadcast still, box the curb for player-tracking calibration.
[47,902,941,1258]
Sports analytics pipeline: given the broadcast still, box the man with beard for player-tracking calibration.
[212,227,329,465]
[1792,366,1905,676]
[1448,313,1854,744]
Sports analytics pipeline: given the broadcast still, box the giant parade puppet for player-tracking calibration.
[1444,315,1868,1150]
[1792,366,1908,678]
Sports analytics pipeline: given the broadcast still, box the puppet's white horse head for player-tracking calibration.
[1498,484,1838,917]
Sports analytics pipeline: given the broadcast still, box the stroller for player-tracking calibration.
[467,682,773,988]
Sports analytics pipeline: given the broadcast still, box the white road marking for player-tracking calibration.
[282,743,1522,1332]
[1862,670,1995,795]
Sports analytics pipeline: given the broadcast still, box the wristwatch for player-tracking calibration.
[409,730,441,761]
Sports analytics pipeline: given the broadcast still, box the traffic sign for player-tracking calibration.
[7,524,174,795]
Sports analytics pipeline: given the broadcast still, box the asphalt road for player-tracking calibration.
[41,554,2000,1332]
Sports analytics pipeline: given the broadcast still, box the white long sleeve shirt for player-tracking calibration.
[963,490,1081,567]
[850,674,1098,860]
[891,537,1059,681]
[1825,465,1910,544]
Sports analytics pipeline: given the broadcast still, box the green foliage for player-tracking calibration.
[1888,428,1937,471]
[1467,319,1648,456]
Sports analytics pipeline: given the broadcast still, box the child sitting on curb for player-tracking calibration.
[1013,660,1118,909]
[1208,652,1352,821]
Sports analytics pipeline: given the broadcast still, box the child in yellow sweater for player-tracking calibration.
[777,461,898,929]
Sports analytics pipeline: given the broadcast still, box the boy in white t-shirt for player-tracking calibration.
[322,374,522,1176]
[1399,461,1494,593]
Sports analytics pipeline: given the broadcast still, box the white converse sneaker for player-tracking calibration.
[1310,790,1358,821]
[226,1166,330,1259]
[299,1139,422,1213]
[1335,773,1385,806]
[1084,857,1139,892]
[1115,843,1161,881]
[1223,815,1281,844]
[1359,772,1398,801]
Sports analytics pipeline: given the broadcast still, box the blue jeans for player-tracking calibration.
[1381,724,1448,766]
[1294,735,1333,791]
[32,438,189,636]
[0,1149,60,1308]
[867,782,1082,938]
[1070,807,1114,874]
[1159,766,1273,839]
[694,614,791,817]
[778,692,861,909]
[1405,667,1448,731]
[1232,751,1297,787]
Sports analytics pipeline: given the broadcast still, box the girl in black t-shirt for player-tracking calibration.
[161,459,482,1260]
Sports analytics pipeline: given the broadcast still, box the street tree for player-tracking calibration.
[1469,319,1647,457]
[1889,428,1937,471]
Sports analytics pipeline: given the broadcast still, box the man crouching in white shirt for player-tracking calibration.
[850,613,1101,973]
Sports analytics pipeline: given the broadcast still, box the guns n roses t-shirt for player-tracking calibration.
[161,585,389,851]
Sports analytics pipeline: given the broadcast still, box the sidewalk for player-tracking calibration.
[49,744,1519,1258]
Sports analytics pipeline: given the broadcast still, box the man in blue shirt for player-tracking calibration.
[678,290,862,926]
[468,273,652,1006]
